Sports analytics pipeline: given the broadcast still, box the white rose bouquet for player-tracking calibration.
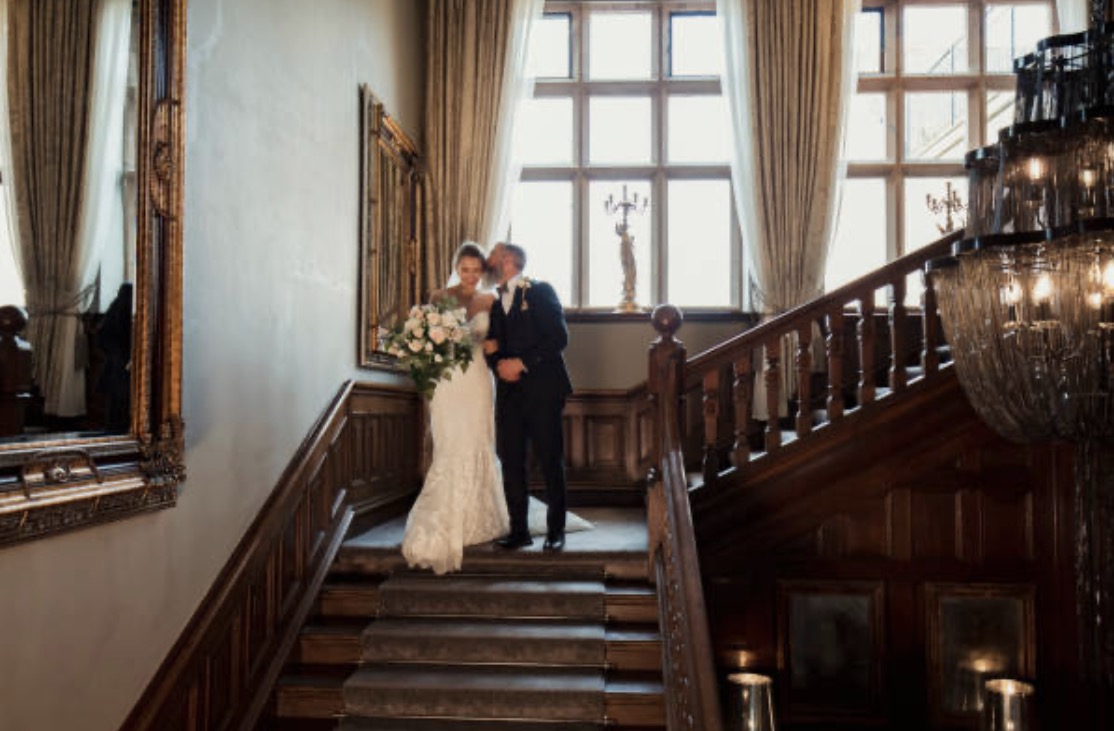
[384,300,474,399]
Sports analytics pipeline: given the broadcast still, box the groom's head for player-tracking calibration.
[499,243,526,282]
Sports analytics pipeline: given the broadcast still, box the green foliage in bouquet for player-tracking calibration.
[383,300,474,399]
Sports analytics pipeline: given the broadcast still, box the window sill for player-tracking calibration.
[567,308,758,325]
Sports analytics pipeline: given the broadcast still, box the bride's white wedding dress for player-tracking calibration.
[401,310,591,575]
[402,310,508,575]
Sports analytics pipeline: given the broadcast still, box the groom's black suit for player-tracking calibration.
[487,278,573,542]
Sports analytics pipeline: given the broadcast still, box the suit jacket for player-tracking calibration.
[487,278,573,400]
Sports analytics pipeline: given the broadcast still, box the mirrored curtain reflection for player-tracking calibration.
[0,0,137,444]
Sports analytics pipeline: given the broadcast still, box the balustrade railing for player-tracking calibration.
[679,231,961,487]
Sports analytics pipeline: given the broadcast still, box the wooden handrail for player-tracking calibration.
[642,230,962,727]
[646,305,724,731]
[680,231,962,483]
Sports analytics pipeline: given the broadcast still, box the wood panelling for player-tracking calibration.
[122,381,422,731]
[698,375,1079,730]
[562,387,652,498]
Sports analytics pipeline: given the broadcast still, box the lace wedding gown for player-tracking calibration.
[402,311,509,575]
[401,310,592,575]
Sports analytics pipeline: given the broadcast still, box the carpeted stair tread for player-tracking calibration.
[343,665,606,721]
[378,575,606,619]
[361,617,605,665]
[338,718,605,731]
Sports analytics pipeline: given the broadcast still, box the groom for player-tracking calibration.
[485,243,573,551]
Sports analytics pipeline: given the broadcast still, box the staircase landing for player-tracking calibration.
[335,506,650,580]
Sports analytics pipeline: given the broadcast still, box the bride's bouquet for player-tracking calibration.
[384,300,474,399]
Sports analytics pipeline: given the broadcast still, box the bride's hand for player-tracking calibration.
[483,338,499,355]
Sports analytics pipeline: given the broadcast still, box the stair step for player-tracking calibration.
[343,665,606,721]
[378,575,606,620]
[605,674,666,727]
[296,620,368,665]
[605,584,658,624]
[274,670,665,726]
[606,626,662,672]
[360,617,605,665]
[275,671,345,719]
[338,718,605,731]
[319,580,382,618]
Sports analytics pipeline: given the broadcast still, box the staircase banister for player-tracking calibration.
[647,305,725,731]
[684,230,963,381]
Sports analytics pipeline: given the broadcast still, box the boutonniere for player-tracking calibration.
[517,278,533,310]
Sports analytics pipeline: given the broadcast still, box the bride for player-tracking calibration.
[401,243,591,575]
[401,242,509,575]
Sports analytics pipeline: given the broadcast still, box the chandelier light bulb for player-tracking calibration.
[1087,290,1104,309]
[1082,168,1099,188]
[1027,157,1045,181]
[1032,273,1053,302]
[1002,280,1023,305]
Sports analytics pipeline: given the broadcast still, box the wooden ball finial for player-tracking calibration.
[651,304,682,338]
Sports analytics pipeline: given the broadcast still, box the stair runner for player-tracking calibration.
[341,572,611,728]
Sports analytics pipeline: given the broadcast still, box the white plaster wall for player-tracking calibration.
[567,320,750,390]
[0,2,424,729]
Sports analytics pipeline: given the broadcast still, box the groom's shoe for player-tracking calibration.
[543,532,565,552]
[495,533,533,550]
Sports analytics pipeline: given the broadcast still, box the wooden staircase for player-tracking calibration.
[262,508,666,730]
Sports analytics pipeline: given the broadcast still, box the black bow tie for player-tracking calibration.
[498,284,509,295]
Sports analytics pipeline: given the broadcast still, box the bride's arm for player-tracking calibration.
[429,288,449,305]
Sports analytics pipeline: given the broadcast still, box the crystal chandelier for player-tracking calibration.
[925,2,1114,723]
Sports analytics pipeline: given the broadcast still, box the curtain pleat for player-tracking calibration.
[423,0,540,296]
[720,0,859,419]
[8,0,97,417]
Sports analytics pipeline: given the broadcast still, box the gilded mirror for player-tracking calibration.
[0,0,186,546]
[358,84,424,368]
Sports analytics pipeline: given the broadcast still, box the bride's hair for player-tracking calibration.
[453,241,487,271]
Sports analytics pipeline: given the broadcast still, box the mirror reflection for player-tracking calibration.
[0,0,138,444]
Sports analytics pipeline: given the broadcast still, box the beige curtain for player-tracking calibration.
[423,0,540,295]
[8,0,97,417]
[720,0,859,419]
[1055,0,1088,32]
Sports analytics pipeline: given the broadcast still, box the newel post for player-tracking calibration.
[648,305,686,467]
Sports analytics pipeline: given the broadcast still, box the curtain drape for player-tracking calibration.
[8,0,98,417]
[0,0,20,308]
[423,0,542,293]
[1055,0,1089,32]
[75,0,132,315]
[719,0,859,419]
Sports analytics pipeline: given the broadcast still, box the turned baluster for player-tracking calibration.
[889,277,908,393]
[827,307,845,422]
[732,352,753,467]
[922,276,941,375]
[858,295,877,406]
[702,369,719,486]
[795,325,812,437]
[764,337,782,452]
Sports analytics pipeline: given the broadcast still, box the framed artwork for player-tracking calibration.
[777,581,885,715]
[925,583,1035,720]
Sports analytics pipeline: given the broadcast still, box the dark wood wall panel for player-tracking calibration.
[562,388,653,502]
[122,381,423,731]
[699,380,1079,730]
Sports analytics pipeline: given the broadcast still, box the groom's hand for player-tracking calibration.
[497,358,526,382]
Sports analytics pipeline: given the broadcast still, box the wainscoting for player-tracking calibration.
[121,381,423,731]
[119,380,659,730]
[697,379,1079,730]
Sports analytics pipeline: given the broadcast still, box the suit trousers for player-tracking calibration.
[496,385,567,539]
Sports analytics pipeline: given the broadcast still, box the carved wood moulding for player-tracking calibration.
[121,381,424,731]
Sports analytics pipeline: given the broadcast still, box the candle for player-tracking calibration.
[1081,168,1098,187]
[1027,157,1045,181]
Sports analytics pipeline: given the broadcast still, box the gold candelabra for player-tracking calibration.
[603,184,649,313]
[926,181,967,235]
